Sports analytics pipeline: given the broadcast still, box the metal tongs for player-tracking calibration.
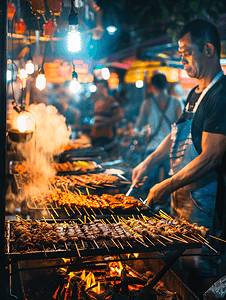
[126,176,147,196]
[126,177,151,210]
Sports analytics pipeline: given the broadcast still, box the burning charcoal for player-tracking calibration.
[145,271,155,279]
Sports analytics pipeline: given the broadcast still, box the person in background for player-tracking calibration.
[50,83,81,139]
[90,80,124,148]
[135,73,182,202]
[132,18,226,298]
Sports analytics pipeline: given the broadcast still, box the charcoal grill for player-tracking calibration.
[6,217,217,300]
[6,219,204,262]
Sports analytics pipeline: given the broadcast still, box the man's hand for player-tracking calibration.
[132,161,148,187]
[146,179,172,206]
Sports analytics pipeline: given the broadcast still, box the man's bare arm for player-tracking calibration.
[146,131,226,204]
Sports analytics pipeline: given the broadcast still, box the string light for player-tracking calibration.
[67,1,81,53]
[26,60,35,75]
[70,70,81,93]
[36,69,46,91]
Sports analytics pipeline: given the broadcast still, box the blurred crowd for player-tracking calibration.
[7,70,185,179]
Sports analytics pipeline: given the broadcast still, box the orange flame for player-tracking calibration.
[109,261,124,277]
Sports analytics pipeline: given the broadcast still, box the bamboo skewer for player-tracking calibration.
[126,240,133,248]
[204,242,219,254]
[111,238,119,248]
[83,207,90,216]
[135,238,149,248]
[171,234,188,243]
[144,236,155,246]
[156,239,166,247]
[42,244,47,257]
[117,240,124,250]
[49,204,59,217]
[64,207,70,217]
[64,242,69,251]
[102,240,110,252]
[93,240,99,249]
[182,234,201,243]
[159,234,173,243]
[209,235,226,243]
[74,241,81,257]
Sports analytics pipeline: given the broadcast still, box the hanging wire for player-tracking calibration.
[10,2,26,104]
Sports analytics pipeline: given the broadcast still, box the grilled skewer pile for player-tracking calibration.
[30,192,142,210]
[9,216,209,253]
[18,173,122,189]
[51,161,100,173]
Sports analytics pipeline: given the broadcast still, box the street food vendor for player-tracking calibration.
[132,18,226,296]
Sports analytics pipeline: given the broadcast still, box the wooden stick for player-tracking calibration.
[117,240,124,249]
[156,239,166,247]
[69,206,75,214]
[102,240,110,252]
[111,238,119,248]
[64,207,70,217]
[74,205,82,215]
[171,234,188,243]
[93,240,99,249]
[42,244,47,257]
[49,204,59,217]
[126,240,133,248]
[111,215,117,223]
[64,242,69,251]
[198,234,209,244]
[182,234,201,243]
[81,240,85,249]
[209,235,226,243]
[135,238,149,248]
[83,207,90,216]
[51,214,57,223]
[144,236,155,246]
[74,241,81,257]
[159,234,173,243]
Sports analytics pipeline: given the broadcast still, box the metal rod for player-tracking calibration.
[0,0,8,297]
[135,249,185,300]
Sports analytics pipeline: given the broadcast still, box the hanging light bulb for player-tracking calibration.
[70,70,81,93]
[18,68,28,89]
[17,113,27,133]
[67,5,81,53]
[36,69,46,91]
[26,60,35,75]
[101,67,110,80]
[26,46,34,74]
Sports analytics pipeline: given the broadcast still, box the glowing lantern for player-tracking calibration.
[14,18,26,34]
[108,72,119,89]
[43,19,56,37]
[8,2,16,20]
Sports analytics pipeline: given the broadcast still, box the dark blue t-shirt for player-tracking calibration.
[177,75,226,155]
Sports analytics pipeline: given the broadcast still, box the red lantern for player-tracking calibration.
[43,20,56,37]
[8,2,16,19]
[14,18,26,34]
[47,0,63,13]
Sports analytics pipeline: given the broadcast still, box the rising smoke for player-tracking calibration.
[7,103,72,214]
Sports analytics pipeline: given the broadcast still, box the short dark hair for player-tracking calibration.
[151,73,168,90]
[178,18,221,58]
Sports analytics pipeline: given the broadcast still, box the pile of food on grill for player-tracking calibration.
[16,172,122,190]
[8,215,209,253]
[51,161,101,173]
[29,192,143,210]
[50,174,122,188]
